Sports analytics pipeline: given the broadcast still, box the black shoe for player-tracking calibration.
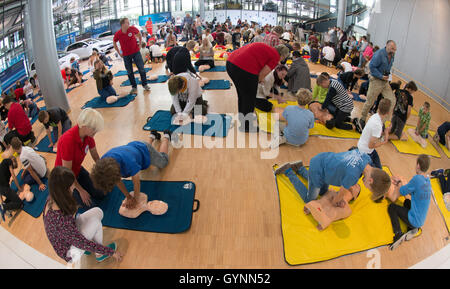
[150,130,161,140]
[359,119,366,131]
[163,130,172,141]
[431,169,444,178]
[353,118,362,134]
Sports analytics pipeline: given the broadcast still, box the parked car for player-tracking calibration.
[64,38,114,59]
[28,51,80,83]
[98,31,114,42]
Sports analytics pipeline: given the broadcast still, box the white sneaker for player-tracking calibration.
[143,85,151,91]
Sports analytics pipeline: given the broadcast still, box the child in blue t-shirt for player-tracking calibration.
[90,130,172,210]
[271,88,315,149]
[388,154,431,250]
[275,149,392,205]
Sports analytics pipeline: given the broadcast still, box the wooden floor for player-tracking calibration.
[1,54,449,269]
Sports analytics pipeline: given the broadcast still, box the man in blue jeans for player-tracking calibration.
[113,18,151,95]
[275,149,391,206]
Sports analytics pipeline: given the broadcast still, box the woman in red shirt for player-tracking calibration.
[226,43,290,132]
[55,108,105,209]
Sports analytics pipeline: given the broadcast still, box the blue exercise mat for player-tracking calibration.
[82,70,90,75]
[96,180,198,234]
[352,92,366,102]
[201,79,231,90]
[10,170,49,218]
[143,110,233,138]
[195,66,226,72]
[114,67,152,77]
[34,132,57,154]
[148,75,170,83]
[82,94,136,109]
[120,75,169,86]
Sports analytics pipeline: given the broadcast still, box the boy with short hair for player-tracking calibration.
[357,98,391,169]
[10,137,47,191]
[270,88,315,149]
[388,81,417,141]
[275,149,391,205]
[232,26,242,50]
[407,101,431,148]
[91,132,171,210]
[38,107,72,148]
[316,74,355,130]
[388,154,431,250]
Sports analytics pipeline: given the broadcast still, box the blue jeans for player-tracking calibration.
[98,86,117,101]
[28,102,39,119]
[123,51,148,88]
[369,149,382,169]
[51,118,72,142]
[285,166,328,203]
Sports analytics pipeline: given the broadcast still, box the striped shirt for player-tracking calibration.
[263,32,280,47]
[323,79,354,113]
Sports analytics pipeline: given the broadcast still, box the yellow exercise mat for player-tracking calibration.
[274,165,404,265]
[255,100,299,133]
[431,178,450,233]
[309,122,361,139]
[389,125,441,158]
[429,131,450,158]
[255,100,361,139]
[411,108,418,116]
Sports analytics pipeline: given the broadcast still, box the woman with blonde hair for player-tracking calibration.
[194,38,215,69]
[54,108,105,209]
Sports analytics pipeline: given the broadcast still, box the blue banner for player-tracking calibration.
[0,59,27,93]
[139,12,172,26]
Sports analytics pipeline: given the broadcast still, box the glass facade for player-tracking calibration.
[0,0,374,73]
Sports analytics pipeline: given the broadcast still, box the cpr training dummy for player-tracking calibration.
[308,102,333,125]
[304,183,360,230]
[118,191,168,218]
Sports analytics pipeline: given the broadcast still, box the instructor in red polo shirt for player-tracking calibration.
[113,18,151,95]
[55,108,105,208]
[226,43,290,132]
[3,97,35,147]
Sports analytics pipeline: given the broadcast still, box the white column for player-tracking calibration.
[29,0,70,111]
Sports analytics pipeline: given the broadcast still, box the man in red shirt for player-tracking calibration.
[55,108,104,208]
[2,97,35,147]
[263,26,283,47]
[113,18,151,95]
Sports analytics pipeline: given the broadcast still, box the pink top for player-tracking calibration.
[363,46,373,60]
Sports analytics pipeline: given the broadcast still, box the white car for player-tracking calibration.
[64,38,114,59]
[98,31,114,42]
[29,51,80,79]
